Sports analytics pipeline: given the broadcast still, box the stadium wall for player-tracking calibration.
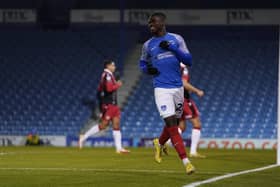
[0,136,277,150]
[71,9,280,25]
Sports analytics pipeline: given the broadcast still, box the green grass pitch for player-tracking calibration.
[0,146,279,187]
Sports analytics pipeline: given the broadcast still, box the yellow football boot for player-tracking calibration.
[153,138,162,163]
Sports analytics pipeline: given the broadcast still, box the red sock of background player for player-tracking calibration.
[168,126,190,165]
[159,126,170,146]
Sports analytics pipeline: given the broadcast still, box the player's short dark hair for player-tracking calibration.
[103,59,115,68]
[151,12,166,21]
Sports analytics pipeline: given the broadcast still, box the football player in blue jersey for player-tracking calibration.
[139,12,195,175]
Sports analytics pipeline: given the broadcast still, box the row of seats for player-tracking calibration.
[0,26,136,136]
[0,25,277,140]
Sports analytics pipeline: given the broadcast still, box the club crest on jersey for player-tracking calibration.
[161,105,167,111]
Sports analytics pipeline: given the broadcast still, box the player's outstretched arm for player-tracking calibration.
[183,79,204,97]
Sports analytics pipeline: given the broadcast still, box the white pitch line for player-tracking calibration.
[0,152,16,155]
[183,164,279,187]
[0,167,224,175]
[0,167,179,173]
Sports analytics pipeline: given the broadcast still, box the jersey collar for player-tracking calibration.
[104,68,113,75]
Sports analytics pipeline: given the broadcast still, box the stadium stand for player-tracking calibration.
[0,26,277,140]
[0,26,136,136]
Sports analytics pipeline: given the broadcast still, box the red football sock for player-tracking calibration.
[167,126,187,159]
[159,126,170,145]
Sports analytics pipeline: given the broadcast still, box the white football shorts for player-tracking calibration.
[154,87,184,119]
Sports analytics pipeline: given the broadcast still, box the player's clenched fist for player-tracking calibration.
[117,80,123,87]
[159,40,177,51]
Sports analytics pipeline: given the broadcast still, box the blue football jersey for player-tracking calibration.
[140,32,191,88]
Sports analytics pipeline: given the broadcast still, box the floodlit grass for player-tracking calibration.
[0,147,278,187]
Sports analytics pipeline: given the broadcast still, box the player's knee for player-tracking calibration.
[180,125,186,132]
[178,122,186,132]
[164,116,177,127]
[112,123,120,130]
[191,118,201,129]
[99,125,106,130]
[99,121,109,130]
[193,122,201,130]
[113,127,120,131]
